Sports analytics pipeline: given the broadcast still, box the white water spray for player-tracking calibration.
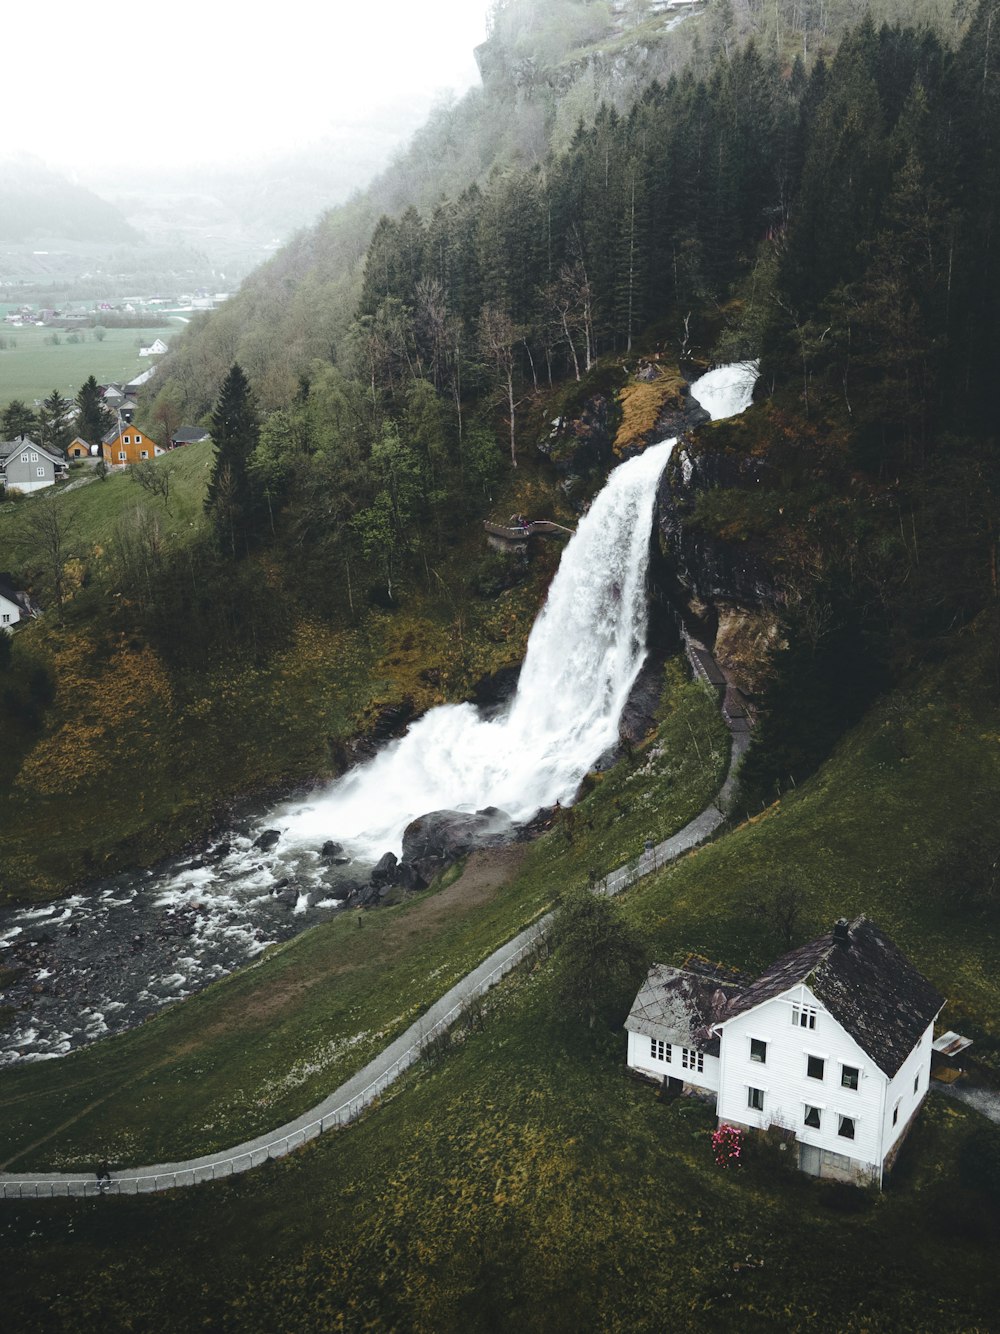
[278,363,758,860]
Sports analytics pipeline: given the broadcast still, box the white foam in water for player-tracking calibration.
[275,363,757,861]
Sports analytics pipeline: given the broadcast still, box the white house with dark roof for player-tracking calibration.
[0,579,38,630]
[626,916,945,1185]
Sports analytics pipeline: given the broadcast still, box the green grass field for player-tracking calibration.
[0,324,178,404]
[0,672,725,1170]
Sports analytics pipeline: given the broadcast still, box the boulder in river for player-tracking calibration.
[320,840,345,859]
[402,807,514,866]
[371,851,399,887]
[254,829,281,852]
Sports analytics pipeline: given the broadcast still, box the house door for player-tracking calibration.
[799,1143,822,1176]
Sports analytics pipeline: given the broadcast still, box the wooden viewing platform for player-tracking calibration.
[484,519,575,542]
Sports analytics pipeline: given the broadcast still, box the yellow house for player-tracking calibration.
[101,424,164,467]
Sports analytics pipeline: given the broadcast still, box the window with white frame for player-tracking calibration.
[838,1114,856,1140]
[140,450,148,459]
[792,1003,817,1029]
[807,1054,825,1080]
[803,1104,822,1130]
[135,434,142,444]
[681,1047,704,1073]
[747,1086,765,1112]
[841,1064,860,1091]
[20,453,28,462]
[123,435,130,444]
[36,467,44,476]
[119,452,126,461]
[650,1037,671,1063]
[29,452,38,461]
[750,1038,767,1064]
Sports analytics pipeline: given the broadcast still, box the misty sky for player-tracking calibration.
[9,0,488,174]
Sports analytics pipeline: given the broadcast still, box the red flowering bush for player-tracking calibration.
[712,1123,743,1168]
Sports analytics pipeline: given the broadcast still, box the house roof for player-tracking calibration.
[0,436,65,467]
[172,428,210,444]
[627,959,748,1055]
[721,916,944,1078]
[0,578,36,616]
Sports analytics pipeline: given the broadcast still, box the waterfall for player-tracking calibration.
[279,441,673,859]
[0,362,758,1066]
[278,361,759,860]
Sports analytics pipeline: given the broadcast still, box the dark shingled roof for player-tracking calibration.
[627,962,748,1056]
[723,916,944,1078]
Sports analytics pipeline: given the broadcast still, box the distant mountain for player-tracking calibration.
[0,157,140,245]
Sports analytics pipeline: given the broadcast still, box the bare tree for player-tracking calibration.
[478,302,521,467]
[14,490,77,619]
[129,460,171,515]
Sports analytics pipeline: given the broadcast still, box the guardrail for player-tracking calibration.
[3,690,749,1201]
[1,927,545,1200]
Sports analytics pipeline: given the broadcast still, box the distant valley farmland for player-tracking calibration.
[0,323,175,402]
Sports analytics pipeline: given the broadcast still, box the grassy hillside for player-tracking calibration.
[0,443,575,901]
[0,670,725,1169]
[2,627,999,1331]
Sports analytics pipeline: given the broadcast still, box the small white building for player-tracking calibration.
[0,580,37,631]
[626,916,945,1185]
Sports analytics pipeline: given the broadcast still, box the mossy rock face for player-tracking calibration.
[538,391,618,474]
[613,366,703,458]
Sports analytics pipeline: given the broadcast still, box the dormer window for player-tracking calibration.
[792,1003,817,1029]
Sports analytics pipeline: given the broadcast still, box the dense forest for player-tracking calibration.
[3,0,999,856]
[131,0,998,795]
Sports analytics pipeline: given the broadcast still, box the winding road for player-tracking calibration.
[0,651,749,1201]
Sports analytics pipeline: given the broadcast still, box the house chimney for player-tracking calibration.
[833,918,850,947]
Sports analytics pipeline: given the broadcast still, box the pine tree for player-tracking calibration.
[205,364,262,558]
[75,376,112,445]
[39,389,72,455]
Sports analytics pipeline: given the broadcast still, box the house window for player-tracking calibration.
[913,1073,919,1094]
[893,1102,900,1126]
[30,452,38,461]
[118,452,126,461]
[841,1065,860,1091]
[748,1087,765,1112]
[804,1105,822,1130]
[2,614,10,623]
[681,1047,704,1073]
[140,450,148,459]
[838,1115,856,1140]
[20,453,28,462]
[135,434,142,443]
[807,1055,825,1080]
[792,1003,817,1029]
[36,467,44,477]
[750,1038,767,1064]
[123,435,130,444]
[650,1038,671,1063]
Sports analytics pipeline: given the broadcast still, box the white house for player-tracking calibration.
[0,579,37,631]
[139,338,169,357]
[626,916,945,1185]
